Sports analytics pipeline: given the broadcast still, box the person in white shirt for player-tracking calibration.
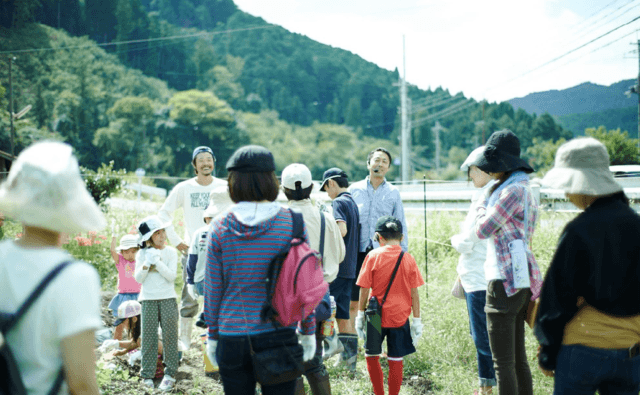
[450,147,496,395]
[157,146,227,350]
[0,141,105,395]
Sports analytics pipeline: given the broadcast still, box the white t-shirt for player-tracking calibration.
[188,224,211,284]
[0,240,101,395]
[134,247,178,301]
[157,177,227,246]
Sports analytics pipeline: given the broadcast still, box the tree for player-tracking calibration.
[525,137,567,175]
[344,98,362,128]
[585,126,639,165]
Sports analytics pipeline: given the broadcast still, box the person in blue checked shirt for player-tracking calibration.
[347,147,408,362]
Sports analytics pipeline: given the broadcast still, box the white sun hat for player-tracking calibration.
[116,234,140,252]
[117,300,142,319]
[542,137,622,196]
[281,163,312,190]
[0,141,106,233]
[460,146,485,172]
[136,215,171,243]
[203,184,232,221]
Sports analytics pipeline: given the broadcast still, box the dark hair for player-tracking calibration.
[228,170,280,203]
[128,316,141,343]
[334,177,349,189]
[367,147,392,165]
[489,171,514,195]
[283,182,313,201]
[377,230,403,241]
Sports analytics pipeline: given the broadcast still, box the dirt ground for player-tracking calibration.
[97,292,223,394]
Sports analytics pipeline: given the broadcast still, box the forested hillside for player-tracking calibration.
[1,0,576,179]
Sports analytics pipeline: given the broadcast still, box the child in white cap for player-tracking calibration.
[0,141,105,395]
[109,234,141,341]
[134,215,179,391]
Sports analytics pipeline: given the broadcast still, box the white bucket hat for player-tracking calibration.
[136,215,171,243]
[542,137,622,195]
[460,146,485,171]
[0,141,106,233]
[116,234,140,252]
[203,185,232,221]
[281,163,312,190]
[117,300,142,319]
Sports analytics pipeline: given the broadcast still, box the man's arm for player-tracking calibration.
[392,190,409,251]
[61,329,100,395]
[157,183,187,251]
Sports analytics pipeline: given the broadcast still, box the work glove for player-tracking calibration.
[206,339,218,369]
[187,283,196,299]
[450,234,473,254]
[410,317,423,346]
[355,310,366,341]
[298,333,317,362]
[99,339,120,353]
[128,350,142,366]
[145,249,162,266]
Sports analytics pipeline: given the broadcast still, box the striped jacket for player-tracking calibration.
[475,181,543,299]
[204,207,315,340]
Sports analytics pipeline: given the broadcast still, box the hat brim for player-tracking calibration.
[116,243,139,252]
[320,180,329,191]
[139,221,172,243]
[542,167,622,195]
[475,152,534,174]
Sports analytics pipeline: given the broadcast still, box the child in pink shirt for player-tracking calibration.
[109,234,142,340]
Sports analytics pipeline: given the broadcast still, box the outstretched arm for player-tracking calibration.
[110,236,119,265]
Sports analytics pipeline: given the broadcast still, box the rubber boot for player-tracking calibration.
[178,317,193,351]
[307,370,332,395]
[294,377,306,395]
[322,331,344,360]
[338,334,358,373]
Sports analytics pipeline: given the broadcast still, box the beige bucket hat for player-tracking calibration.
[0,141,106,233]
[203,184,232,221]
[542,137,622,195]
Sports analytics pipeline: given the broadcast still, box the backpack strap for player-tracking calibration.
[2,261,74,333]
[380,252,404,308]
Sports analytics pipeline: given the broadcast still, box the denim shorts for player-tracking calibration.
[329,277,353,319]
[365,319,416,358]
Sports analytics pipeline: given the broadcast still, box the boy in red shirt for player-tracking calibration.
[355,216,424,395]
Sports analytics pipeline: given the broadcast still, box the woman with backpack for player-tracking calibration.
[203,145,317,395]
[474,130,543,395]
[0,141,105,395]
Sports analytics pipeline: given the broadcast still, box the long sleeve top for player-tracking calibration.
[134,246,178,301]
[349,177,408,252]
[535,193,640,370]
[204,206,316,340]
[475,180,543,299]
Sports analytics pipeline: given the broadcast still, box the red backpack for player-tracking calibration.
[260,209,328,327]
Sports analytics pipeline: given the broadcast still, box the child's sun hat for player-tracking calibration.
[0,141,106,233]
[117,300,142,319]
[136,215,171,243]
[202,185,233,222]
[116,234,140,252]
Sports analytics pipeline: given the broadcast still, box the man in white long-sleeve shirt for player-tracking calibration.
[157,146,227,351]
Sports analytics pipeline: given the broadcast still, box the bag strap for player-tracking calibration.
[2,260,73,333]
[318,209,325,262]
[380,252,404,308]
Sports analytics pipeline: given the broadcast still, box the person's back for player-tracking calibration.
[0,141,105,395]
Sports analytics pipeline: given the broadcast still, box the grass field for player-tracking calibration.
[2,206,578,394]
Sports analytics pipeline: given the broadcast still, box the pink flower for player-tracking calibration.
[94,240,102,245]
[98,235,107,240]
[16,233,22,238]
[129,230,137,235]
[178,221,184,227]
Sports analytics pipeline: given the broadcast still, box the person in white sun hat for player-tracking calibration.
[0,141,105,395]
[534,137,640,394]
[133,215,179,391]
[108,233,141,341]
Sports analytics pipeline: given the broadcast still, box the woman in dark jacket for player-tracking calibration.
[536,137,640,395]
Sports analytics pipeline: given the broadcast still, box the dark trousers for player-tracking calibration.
[216,329,298,395]
[485,280,533,395]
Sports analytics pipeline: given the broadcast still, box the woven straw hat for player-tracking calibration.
[542,137,622,195]
[0,141,106,233]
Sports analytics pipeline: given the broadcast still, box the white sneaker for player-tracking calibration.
[158,375,176,392]
[142,378,154,388]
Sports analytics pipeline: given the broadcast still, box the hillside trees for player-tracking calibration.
[585,126,639,165]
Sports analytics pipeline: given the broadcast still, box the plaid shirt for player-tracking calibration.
[476,180,542,299]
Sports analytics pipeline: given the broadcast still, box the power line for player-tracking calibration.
[412,100,477,128]
[412,95,462,112]
[0,25,276,55]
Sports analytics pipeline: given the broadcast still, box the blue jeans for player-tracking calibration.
[465,290,497,387]
[216,328,299,395]
[554,344,640,395]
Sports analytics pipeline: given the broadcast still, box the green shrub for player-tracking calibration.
[81,161,126,206]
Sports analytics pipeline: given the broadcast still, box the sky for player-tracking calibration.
[232,0,640,103]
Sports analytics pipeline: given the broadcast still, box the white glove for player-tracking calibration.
[145,249,162,265]
[187,284,196,299]
[206,339,218,369]
[128,350,142,366]
[298,333,316,362]
[355,311,366,341]
[450,234,473,254]
[410,317,423,346]
[99,339,120,352]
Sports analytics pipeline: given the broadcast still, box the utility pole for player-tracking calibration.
[9,56,15,156]
[637,40,639,153]
[400,35,409,183]
[433,121,444,171]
